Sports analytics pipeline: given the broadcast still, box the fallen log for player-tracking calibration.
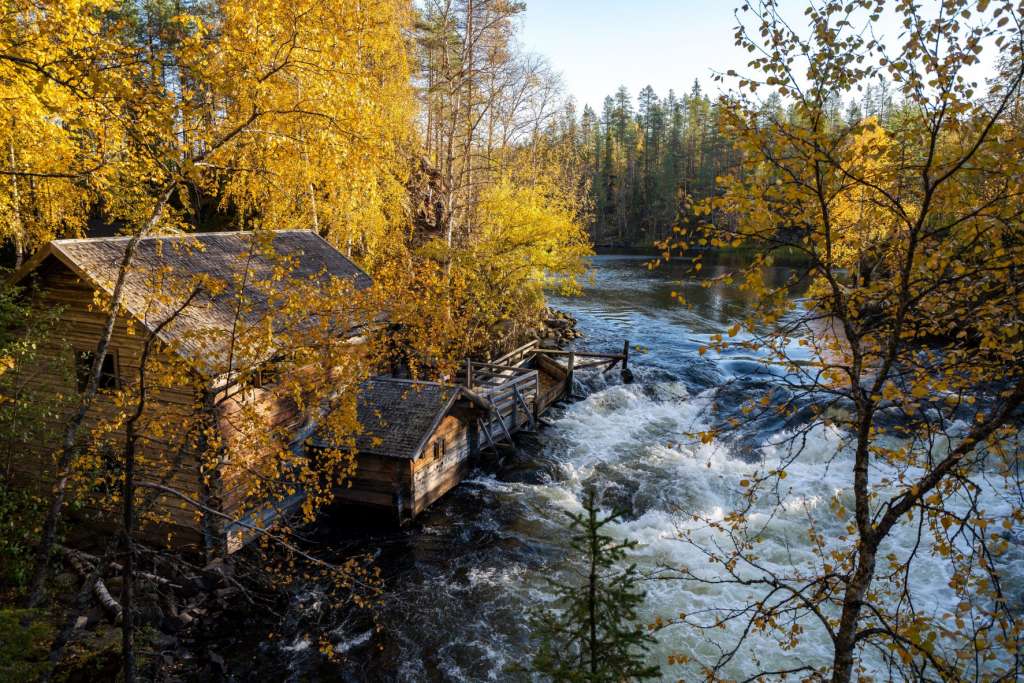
[59,546,123,624]
[56,544,180,589]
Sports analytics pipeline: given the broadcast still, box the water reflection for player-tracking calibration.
[551,254,807,389]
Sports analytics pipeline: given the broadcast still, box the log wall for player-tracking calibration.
[410,414,475,516]
[8,258,209,549]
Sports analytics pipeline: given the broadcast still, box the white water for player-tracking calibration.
[266,256,1022,681]
[447,372,1020,679]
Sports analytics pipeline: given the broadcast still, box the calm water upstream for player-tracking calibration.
[237,255,1021,681]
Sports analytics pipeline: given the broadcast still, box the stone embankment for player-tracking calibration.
[535,308,581,346]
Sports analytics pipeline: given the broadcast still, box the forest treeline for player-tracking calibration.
[0,0,592,354]
[3,0,1024,681]
[568,80,898,246]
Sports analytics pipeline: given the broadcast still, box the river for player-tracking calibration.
[232,254,1021,681]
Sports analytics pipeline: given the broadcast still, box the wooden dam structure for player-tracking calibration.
[321,339,631,524]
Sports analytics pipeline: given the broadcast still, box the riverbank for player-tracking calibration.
[0,305,587,682]
[171,253,805,680]
[593,243,814,267]
[0,543,256,681]
[535,307,582,345]
[19,253,998,681]
[0,254,853,681]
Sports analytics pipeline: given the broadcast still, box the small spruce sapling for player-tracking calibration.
[530,488,660,682]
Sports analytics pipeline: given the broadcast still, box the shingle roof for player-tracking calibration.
[314,378,464,459]
[13,230,372,375]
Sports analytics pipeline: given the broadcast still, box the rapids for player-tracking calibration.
[235,255,1022,681]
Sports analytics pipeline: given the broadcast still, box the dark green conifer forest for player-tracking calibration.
[567,79,897,246]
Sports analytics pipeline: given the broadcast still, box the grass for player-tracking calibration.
[0,608,55,681]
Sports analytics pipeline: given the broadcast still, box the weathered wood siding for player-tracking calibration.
[212,384,305,526]
[410,413,474,516]
[331,452,411,512]
[331,407,478,522]
[8,258,209,548]
[477,371,539,442]
[534,354,569,412]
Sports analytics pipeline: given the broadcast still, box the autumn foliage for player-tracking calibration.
[0,0,593,679]
[661,1,1024,680]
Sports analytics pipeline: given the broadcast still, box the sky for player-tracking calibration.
[516,0,997,113]
[518,0,749,111]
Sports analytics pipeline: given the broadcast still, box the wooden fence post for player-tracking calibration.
[532,373,540,425]
[512,385,519,428]
[620,341,634,384]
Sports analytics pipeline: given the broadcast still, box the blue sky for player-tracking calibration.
[516,0,996,112]
[518,0,749,111]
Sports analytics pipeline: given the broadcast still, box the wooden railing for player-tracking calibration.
[462,358,534,391]
[459,339,631,450]
[465,340,629,388]
[492,339,540,367]
[534,340,630,369]
[475,370,540,449]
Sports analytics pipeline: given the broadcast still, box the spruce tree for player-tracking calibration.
[529,489,660,682]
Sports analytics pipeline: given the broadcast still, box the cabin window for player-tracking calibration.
[254,364,279,388]
[75,349,119,392]
[253,355,287,388]
[433,437,446,459]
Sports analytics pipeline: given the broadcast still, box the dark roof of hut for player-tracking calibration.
[11,230,372,374]
[313,378,484,460]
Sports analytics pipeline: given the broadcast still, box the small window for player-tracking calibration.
[75,349,119,392]
[433,438,446,459]
[254,363,279,389]
[253,355,288,389]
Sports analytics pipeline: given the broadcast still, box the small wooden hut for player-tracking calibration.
[4,231,611,552]
[311,378,490,523]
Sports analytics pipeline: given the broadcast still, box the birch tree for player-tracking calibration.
[661,1,1024,680]
[0,0,414,608]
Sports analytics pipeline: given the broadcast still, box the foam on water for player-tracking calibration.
[524,371,1023,678]
[261,256,1021,681]
[292,375,1018,680]
[530,377,835,676]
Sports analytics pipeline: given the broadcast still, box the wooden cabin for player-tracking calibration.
[4,231,616,552]
[311,378,490,522]
[309,348,579,525]
[5,231,372,554]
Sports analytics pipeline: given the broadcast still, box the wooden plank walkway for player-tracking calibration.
[457,339,630,450]
[297,339,632,528]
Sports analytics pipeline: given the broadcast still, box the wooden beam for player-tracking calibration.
[533,352,566,377]
[532,373,541,424]
[464,361,535,374]
[487,397,515,443]
[567,351,575,398]
[513,384,534,431]
[536,348,624,360]
[479,419,497,451]
[573,359,619,370]
[492,339,540,366]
